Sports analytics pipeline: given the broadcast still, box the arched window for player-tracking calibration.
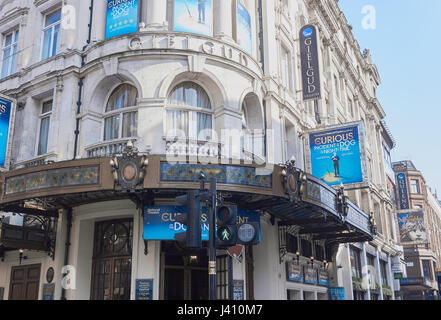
[166,82,213,140]
[104,84,138,141]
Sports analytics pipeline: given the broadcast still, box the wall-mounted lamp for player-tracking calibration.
[295,251,300,263]
[309,256,315,267]
[19,249,27,265]
[323,259,329,270]
[138,156,149,182]
[110,157,119,183]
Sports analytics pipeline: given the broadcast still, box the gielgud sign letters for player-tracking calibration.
[300,25,321,101]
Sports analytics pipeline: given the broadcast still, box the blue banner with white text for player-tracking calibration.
[309,124,364,186]
[143,206,261,242]
[105,0,139,39]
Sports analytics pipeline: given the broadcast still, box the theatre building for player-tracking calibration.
[0,0,392,300]
[393,160,441,300]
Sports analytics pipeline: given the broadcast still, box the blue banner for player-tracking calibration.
[396,173,410,210]
[329,287,345,300]
[236,1,252,54]
[105,0,139,39]
[0,96,12,167]
[143,206,261,242]
[287,261,303,282]
[174,0,213,36]
[309,124,364,186]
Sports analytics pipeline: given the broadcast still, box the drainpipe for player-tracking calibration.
[73,77,83,160]
[73,0,94,160]
[258,0,267,158]
[61,208,73,300]
[82,0,94,67]
[257,0,265,72]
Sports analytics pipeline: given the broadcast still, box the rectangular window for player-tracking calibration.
[216,255,230,300]
[197,112,212,140]
[349,247,362,279]
[281,46,290,89]
[1,29,19,78]
[41,9,61,60]
[122,112,138,138]
[380,260,388,286]
[166,110,189,137]
[104,114,120,141]
[367,254,376,289]
[348,98,354,117]
[334,75,340,99]
[422,260,432,280]
[410,179,420,194]
[166,110,213,141]
[38,100,52,155]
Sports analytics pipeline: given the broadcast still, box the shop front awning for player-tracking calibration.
[0,157,375,247]
[400,278,434,291]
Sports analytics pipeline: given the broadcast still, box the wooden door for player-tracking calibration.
[90,219,133,300]
[9,264,41,300]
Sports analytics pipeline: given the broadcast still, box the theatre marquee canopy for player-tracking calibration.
[0,156,375,246]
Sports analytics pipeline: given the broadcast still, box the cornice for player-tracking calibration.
[0,6,29,28]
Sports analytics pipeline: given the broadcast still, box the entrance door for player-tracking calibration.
[161,242,209,300]
[90,219,133,300]
[9,264,41,300]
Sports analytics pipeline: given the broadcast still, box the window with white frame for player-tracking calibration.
[348,98,354,117]
[38,100,53,155]
[41,9,61,60]
[280,46,290,90]
[410,179,420,194]
[1,29,19,78]
[166,82,213,141]
[104,84,138,141]
[334,74,340,99]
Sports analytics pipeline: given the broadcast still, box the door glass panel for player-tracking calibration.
[91,219,133,300]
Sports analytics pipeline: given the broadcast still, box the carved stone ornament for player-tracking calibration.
[281,159,300,202]
[111,141,148,191]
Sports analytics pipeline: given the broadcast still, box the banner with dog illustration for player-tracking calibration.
[306,121,368,187]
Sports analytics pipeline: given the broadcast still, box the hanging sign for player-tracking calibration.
[396,173,410,210]
[306,121,368,187]
[287,261,303,282]
[174,0,213,37]
[0,94,15,168]
[300,25,321,101]
[143,206,261,242]
[236,0,252,54]
[105,0,139,39]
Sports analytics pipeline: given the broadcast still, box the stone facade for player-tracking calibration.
[0,0,401,300]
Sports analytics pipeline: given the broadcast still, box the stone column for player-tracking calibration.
[214,0,233,42]
[361,243,371,300]
[375,249,384,300]
[145,0,168,31]
[387,255,396,300]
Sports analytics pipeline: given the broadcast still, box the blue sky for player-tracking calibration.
[339,0,441,197]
